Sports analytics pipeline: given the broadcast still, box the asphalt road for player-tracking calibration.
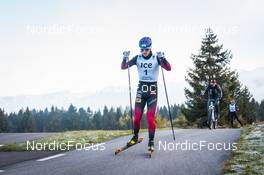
[0,132,57,167]
[0,133,55,144]
[0,129,241,175]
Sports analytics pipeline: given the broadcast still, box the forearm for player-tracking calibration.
[159,58,171,71]
[121,59,128,69]
[121,56,137,69]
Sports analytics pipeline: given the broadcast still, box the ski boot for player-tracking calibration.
[127,135,138,147]
[115,135,143,155]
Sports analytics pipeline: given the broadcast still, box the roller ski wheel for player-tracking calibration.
[148,148,154,158]
[147,140,154,158]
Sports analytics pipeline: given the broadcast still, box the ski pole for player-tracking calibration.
[161,67,175,140]
[127,58,134,134]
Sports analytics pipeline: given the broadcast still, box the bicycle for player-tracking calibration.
[208,99,217,129]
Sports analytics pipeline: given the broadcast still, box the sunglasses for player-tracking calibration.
[141,48,150,52]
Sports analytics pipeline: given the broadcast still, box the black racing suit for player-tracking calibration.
[121,51,171,141]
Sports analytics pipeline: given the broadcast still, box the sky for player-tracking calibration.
[0,0,263,104]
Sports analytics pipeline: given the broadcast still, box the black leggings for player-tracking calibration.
[229,112,243,127]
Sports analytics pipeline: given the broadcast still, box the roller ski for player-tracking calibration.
[147,140,154,158]
[115,136,143,155]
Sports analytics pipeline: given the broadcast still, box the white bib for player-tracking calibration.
[229,104,236,112]
[136,54,159,82]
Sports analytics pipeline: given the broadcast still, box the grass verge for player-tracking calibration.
[0,128,171,152]
[224,124,264,175]
[0,130,132,152]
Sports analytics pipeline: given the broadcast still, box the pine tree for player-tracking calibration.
[236,87,257,124]
[102,106,109,130]
[116,107,122,129]
[22,108,36,132]
[46,106,60,131]
[104,107,116,130]
[93,110,102,129]
[0,108,8,132]
[258,100,264,121]
[183,28,241,127]
[68,104,79,130]
[250,98,259,123]
[86,107,94,129]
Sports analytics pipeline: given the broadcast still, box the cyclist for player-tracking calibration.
[203,79,223,128]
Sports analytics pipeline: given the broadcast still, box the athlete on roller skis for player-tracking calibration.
[121,37,171,155]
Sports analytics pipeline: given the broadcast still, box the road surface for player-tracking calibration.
[0,133,57,167]
[0,129,241,175]
[0,133,55,144]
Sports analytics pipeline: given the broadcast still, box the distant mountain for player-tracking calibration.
[0,82,185,113]
[239,67,264,102]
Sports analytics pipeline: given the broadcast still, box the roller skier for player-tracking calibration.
[118,37,171,156]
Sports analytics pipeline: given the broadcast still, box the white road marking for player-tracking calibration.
[36,153,66,162]
[82,143,105,150]
[36,143,105,162]
[0,170,5,173]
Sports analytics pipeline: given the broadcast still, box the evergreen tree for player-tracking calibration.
[102,106,109,129]
[158,106,168,119]
[67,104,79,130]
[93,110,102,129]
[236,87,257,124]
[34,110,45,132]
[0,108,8,132]
[46,106,60,131]
[258,100,264,121]
[171,104,181,119]
[42,108,49,132]
[108,107,117,130]
[13,110,24,132]
[250,98,259,123]
[116,107,122,129]
[7,112,17,132]
[183,28,241,127]
[22,107,36,132]
[86,107,94,129]
[78,107,87,130]
[3,103,193,132]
